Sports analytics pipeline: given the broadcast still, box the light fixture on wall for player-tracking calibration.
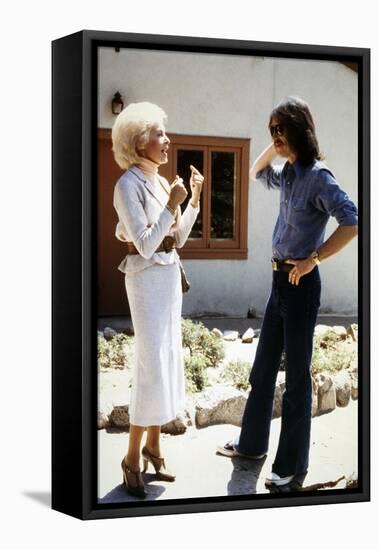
[111,91,124,115]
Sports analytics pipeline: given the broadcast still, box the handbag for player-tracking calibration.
[179,260,190,293]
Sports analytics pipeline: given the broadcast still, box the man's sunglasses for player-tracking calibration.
[269,124,284,137]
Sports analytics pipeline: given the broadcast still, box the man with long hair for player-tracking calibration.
[218,96,358,487]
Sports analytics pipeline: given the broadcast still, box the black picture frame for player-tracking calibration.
[52,29,370,520]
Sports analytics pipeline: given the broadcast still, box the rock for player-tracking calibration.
[242,328,255,343]
[334,371,351,407]
[272,372,286,418]
[277,371,286,386]
[348,362,358,375]
[315,373,336,415]
[271,372,317,419]
[316,372,333,392]
[272,385,283,419]
[350,375,358,400]
[314,324,347,340]
[347,324,358,342]
[223,330,239,341]
[195,384,246,428]
[311,376,318,417]
[314,325,331,338]
[211,328,223,338]
[97,330,104,338]
[109,405,130,428]
[332,326,347,340]
[161,411,192,435]
[104,327,117,340]
[97,411,109,429]
[184,397,197,427]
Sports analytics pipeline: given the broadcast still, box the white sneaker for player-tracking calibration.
[265,472,295,486]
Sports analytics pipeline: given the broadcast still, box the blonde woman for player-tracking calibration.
[112,102,204,499]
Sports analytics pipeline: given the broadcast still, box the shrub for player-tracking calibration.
[184,354,209,393]
[221,359,251,391]
[97,333,133,370]
[311,334,357,374]
[318,329,341,349]
[276,329,356,375]
[181,319,225,368]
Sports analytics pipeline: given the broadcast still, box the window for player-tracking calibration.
[162,135,250,259]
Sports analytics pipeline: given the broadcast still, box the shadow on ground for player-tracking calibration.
[99,473,167,503]
[227,455,267,495]
[100,458,268,502]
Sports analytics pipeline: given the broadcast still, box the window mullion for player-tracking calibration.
[204,146,211,248]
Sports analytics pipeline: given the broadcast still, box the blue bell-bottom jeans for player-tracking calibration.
[236,267,321,477]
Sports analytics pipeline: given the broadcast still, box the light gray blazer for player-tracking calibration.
[113,166,200,273]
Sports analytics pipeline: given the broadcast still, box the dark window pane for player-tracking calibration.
[177,149,204,239]
[211,152,236,240]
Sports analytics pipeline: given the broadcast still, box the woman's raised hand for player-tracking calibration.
[189,165,204,197]
[167,175,188,210]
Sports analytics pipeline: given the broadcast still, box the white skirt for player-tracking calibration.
[125,262,185,426]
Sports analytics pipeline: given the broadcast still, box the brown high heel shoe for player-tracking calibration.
[141,446,176,482]
[121,458,146,499]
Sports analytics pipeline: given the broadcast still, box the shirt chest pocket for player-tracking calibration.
[291,196,307,210]
[287,196,307,226]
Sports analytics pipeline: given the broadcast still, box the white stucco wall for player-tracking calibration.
[98,47,358,316]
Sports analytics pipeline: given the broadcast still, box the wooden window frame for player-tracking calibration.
[98,129,250,260]
[172,143,208,250]
[168,134,250,260]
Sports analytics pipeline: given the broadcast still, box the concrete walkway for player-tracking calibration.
[98,399,358,503]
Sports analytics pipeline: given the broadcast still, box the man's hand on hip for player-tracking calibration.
[285,258,316,286]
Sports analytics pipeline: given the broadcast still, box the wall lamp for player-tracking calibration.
[111,91,124,115]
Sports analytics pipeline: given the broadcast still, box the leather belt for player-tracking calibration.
[271,258,294,273]
[125,236,176,255]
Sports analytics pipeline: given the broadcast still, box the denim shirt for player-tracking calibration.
[256,160,358,261]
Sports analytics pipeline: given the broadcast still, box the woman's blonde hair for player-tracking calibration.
[111,102,167,170]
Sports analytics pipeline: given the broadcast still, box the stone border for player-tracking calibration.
[98,323,358,433]
[99,367,358,433]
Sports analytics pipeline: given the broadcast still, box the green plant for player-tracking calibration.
[221,359,251,391]
[184,354,209,393]
[318,329,341,349]
[181,319,225,367]
[311,335,357,374]
[311,340,330,374]
[97,333,133,370]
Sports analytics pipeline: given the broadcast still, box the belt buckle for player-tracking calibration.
[271,259,279,271]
